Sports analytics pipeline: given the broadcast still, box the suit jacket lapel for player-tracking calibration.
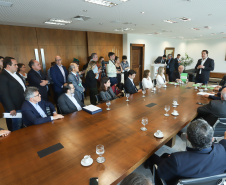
[3,70,25,90]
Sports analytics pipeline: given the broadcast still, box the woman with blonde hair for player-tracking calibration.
[156,67,166,86]
[85,61,100,105]
[142,70,153,89]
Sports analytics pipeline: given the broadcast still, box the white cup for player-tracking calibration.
[173,110,178,114]
[83,155,91,164]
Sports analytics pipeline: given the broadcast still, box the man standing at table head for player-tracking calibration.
[0,57,26,131]
[21,87,64,126]
[124,70,142,94]
[27,59,49,101]
[174,54,181,71]
[195,50,214,85]
[50,55,68,102]
[166,54,175,82]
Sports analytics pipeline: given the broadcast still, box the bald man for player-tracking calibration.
[172,65,186,82]
[50,56,68,101]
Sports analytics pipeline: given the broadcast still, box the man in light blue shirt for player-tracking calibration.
[21,87,64,126]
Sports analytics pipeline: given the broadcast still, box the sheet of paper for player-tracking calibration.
[83,105,101,112]
[3,113,22,118]
[197,92,215,96]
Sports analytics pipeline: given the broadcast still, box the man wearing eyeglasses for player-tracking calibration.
[21,87,64,126]
[0,57,26,131]
[50,56,68,103]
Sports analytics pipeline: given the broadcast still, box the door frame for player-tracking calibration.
[130,44,145,81]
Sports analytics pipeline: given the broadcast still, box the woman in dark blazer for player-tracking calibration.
[99,77,117,102]
[85,61,100,105]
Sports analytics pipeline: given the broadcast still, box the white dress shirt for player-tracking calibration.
[5,69,26,91]
[142,77,153,89]
[65,93,82,111]
[129,77,135,86]
[199,57,208,74]
[156,74,166,86]
[57,65,66,82]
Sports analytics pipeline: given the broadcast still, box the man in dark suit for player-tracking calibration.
[67,63,85,103]
[58,83,84,115]
[0,57,26,131]
[146,119,226,185]
[154,55,166,64]
[124,70,142,94]
[50,55,68,101]
[195,50,214,84]
[172,65,186,82]
[21,87,64,126]
[197,88,226,126]
[174,54,181,71]
[27,59,49,101]
[166,54,175,82]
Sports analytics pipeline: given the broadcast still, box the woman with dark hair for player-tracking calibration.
[17,63,27,82]
[142,70,153,89]
[115,56,123,83]
[99,77,117,102]
[85,61,100,105]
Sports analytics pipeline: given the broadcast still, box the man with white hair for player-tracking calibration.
[172,65,186,82]
[197,88,226,126]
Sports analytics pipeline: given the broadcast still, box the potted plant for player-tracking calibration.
[180,53,194,70]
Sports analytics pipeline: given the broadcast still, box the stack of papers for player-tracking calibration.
[3,113,22,118]
[82,105,102,115]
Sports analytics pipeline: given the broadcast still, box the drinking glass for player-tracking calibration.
[126,93,130,101]
[142,89,146,97]
[96,144,105,163]
[106,101,111,110]
[164,105,170,116]
[141,117,148,131]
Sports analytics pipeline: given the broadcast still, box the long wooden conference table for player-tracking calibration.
[0,82,209,185]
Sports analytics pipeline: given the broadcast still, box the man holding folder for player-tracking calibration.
[172,65,188,83]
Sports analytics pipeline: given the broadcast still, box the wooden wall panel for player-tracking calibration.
[87,32,123,61]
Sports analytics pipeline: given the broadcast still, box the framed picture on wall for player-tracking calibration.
[164,47,175,58]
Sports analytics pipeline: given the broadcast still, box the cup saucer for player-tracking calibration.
[81,158,93,167]
[154,132,164,138]
[171,112,179,116]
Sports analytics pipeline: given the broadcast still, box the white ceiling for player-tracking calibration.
[0,0,226,40]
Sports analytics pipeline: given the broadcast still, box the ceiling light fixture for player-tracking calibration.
[204,26,211,29]
[49,18,72,24]
[119,0,129,2]
[141,11,145,14]
[84,0,117,7]
[179,17,191,21]
[74,15,90,21]
[0,1,13,7]
[192,28,200,30]
[164,20,177,24]
[114,28,134,32]
[44,21,65,26]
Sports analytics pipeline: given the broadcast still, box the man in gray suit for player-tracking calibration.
[58,83,84,115]
[197,88,226,126]
[67,63,85,103]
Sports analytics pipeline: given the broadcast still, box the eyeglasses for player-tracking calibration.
[55,59,62,61]
[33,93,40,97]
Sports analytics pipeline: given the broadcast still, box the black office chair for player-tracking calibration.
[153,79,157,86]
[219,75,226,86]
[153,164,226,185]
[56,104,63,115]
[139,81,143,90]
[213,118,226,137]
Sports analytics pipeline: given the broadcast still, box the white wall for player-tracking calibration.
[123,34,187,71]
[186,39,226,72]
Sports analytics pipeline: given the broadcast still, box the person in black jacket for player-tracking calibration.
[166,54,175,82]
[124,70,142,94]
[197,88,226,126]
[146,119,226,185]
[27,59,49,101]
[195,50,214,84]
[85,61,101,105]
[58,83,84,114]
[0,57,26,131]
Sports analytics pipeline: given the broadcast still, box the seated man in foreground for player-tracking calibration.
[58,83,84,115]
[21,87,64,126]
[124,70,142,94]
[146,119,226,185]
[197,88,226,126]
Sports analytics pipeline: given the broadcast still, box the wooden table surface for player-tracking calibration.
[0,82,209,185]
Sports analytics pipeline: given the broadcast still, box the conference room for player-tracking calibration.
[1,0,226,184]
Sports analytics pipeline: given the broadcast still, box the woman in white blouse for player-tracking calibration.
[156,67,166,86]
[142,70,153,89]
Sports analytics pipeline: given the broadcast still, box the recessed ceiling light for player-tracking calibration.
[192,28,200,30]
[204,26,211,29]
[74,15,90,21]
[44,21,65,26]
[0,1,13,7]
[83,10,88,12]
[84,0,117,7]
[141,11,145,14]
[114,28,134,32]
[119,0,129,2]
[49,18,72,24]
[178,17,191,21]
[164,20,177,24]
